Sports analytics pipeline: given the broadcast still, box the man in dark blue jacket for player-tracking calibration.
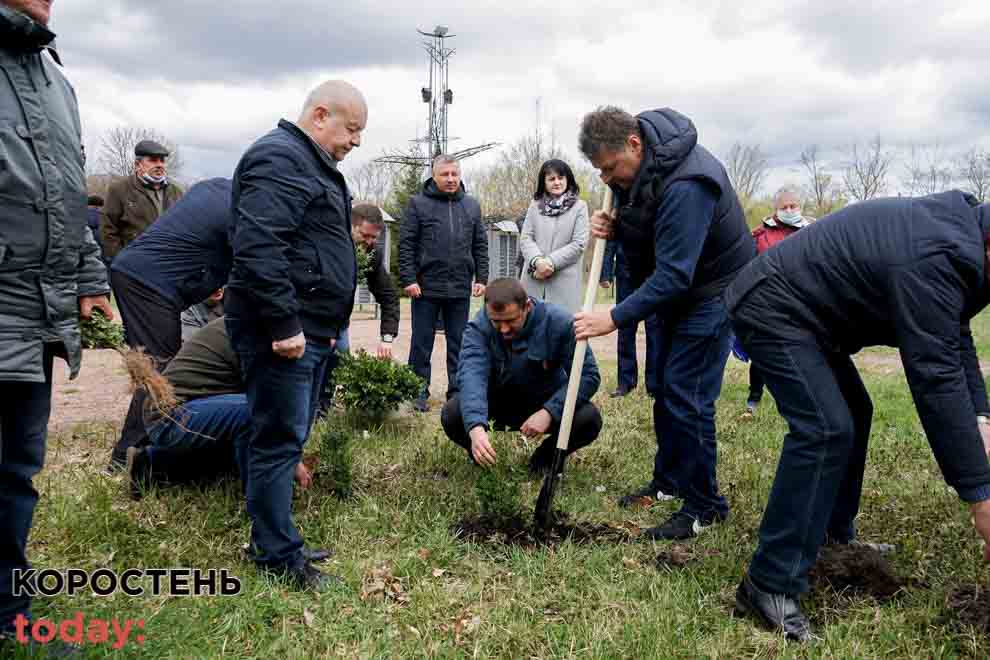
[106,177,234,469]
[600,239,659,398]
[224,80,365,591]
[725,191,990,641]
[399,155,489,412]
[441,278,602,471]
[574,107,755,540]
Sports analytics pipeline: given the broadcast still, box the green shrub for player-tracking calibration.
[474,439,523,522]
[314,421,353,499]
[79,309,124,349]
[333,350,424,422]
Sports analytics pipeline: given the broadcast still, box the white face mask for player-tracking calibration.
[140,172,167,186]
[776,209,803,226]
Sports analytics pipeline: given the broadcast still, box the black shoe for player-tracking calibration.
[302,546,333,563]
[126,446,151,501]
[644,511,719,540]
[618,481,677,508]
[245,545,333,564]
[609,385,634,398]
[281,561,341,593]
[413,397,429,413]
[734,574,811,642]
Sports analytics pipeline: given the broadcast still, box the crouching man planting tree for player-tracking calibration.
[441,278,603,473]
[726,191,990,641]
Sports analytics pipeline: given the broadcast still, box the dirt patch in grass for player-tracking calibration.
[655,544,721,570]
[808,545,909,601]
[944,585,990,633]
[452,513,635,549]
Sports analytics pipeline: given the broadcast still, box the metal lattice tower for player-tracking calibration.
[377,26,497,168]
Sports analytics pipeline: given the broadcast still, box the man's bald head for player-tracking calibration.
[297,80,368,162]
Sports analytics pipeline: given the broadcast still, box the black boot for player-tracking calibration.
[734,574,811,642]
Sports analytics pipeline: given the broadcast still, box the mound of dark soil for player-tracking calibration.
[452,513,633,548]
[808,544,908,601]
[945,585,990,633]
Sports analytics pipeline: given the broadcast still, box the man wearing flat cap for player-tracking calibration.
[101,138,184,262]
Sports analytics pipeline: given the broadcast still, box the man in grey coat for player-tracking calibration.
[0,0,113,647]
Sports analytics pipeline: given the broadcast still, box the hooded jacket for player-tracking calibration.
[398,178,489,299]
[727,191,990,502]
[0,6,110,382]
[610,108,754,327]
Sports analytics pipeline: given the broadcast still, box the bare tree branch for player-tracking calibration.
[957,148,990,203]
[724,143,769,204]
[900,142,954,196]
[842,137,894,201]
[97,126,183,180]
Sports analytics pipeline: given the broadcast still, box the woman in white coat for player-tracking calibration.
[518,159,589,313]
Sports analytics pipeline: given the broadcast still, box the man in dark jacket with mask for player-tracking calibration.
[106,177,234,469]
[726,191,990,641]
[0,0,113,648]
[399,155,489,412]
[574,106,755,541]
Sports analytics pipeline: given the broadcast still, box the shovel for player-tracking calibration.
[534,188,614,529]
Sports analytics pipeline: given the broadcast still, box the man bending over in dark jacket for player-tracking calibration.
[106,177,234,470]
[726,191,990,641]
[441,278,602,473]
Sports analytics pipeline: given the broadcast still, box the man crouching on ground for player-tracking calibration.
[441,278,602,472]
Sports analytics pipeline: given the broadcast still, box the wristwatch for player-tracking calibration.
[382,334,394,343]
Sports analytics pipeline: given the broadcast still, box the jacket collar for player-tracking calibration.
[277,119,340,173]
[0,5,61,63]
[493,298,547,355]
[423,177,466,201]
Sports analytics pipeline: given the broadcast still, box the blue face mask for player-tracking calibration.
[776,209,803,226]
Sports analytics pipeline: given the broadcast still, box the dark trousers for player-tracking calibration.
[440,394,602,461]
[651,297,731,521]
[408,296,470,400]
[747,366,765,405]
[226,317,333,571]
[110,270,182,466]
[144,393,251,486]
[0,347,53,632]
[735,320,872,596]
[616,266,659,395]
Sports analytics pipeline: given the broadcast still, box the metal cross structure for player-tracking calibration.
[376,25,498,168]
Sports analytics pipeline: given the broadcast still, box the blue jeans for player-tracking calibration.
[145,394,251,483]
[651,297,731,522]
[0,347,54,632]
[616,265,659,394]
[225,318,333,570]
[408,297,470,399]
[734,319,871,596]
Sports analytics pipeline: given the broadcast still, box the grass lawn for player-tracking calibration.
[22,314,990,658]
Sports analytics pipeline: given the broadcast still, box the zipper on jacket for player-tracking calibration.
[448,200,455,296]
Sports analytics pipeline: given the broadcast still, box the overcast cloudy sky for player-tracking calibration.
[48,0,990,194]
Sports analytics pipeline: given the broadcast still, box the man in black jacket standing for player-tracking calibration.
[225,80,366,591]
[726,191,990,641]
[399,155,489,412]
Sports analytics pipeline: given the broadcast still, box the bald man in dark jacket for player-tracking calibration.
[726,191,990,641]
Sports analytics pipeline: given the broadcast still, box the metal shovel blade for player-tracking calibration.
[534,449,566,529]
